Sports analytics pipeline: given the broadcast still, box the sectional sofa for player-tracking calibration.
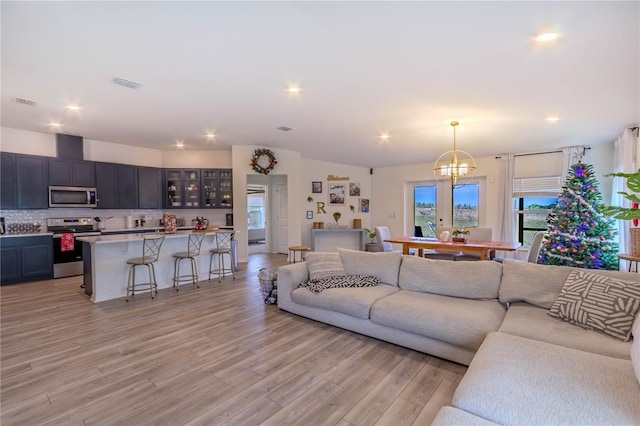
[277,248,640,424]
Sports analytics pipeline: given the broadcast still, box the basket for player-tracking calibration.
[631,228,640,257]
[258,268,277,304]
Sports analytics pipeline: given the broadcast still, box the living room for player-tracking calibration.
[1,1,639,425]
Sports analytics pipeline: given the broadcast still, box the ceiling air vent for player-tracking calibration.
[14,97,37,106]
[112,77,142,89]
[277,126,293,131]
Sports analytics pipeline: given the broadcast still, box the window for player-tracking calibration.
[414,186,437,237]
[453,184,479,228]
[247,192,265,229]
[515,197,555,246]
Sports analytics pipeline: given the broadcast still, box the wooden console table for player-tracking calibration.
[617,253,640,272]
[311,228,365,252]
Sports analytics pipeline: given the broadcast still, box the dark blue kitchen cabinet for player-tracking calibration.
[1,152,17,209]
[138,166,162,209]
[95,162,138,209]
[49,158,95,187]
[16,154,49,209]
[0,235,53,285]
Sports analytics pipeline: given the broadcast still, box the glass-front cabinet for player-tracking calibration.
[202,170,218,207]
[218,169,233,208]
[166,168,232,209]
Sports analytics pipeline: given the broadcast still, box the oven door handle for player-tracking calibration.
[52,232,101,238]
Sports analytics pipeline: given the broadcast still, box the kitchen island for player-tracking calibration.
[78,230,234,302]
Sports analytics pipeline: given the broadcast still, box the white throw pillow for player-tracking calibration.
[305,252,346,280]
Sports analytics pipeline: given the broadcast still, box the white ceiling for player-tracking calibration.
[1,1,638,168]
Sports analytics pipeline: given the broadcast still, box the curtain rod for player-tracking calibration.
[495,146,591,159]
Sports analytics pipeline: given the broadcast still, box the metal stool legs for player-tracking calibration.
[126,262,158,301]
[173,256,200,290]
[208,250,236,282]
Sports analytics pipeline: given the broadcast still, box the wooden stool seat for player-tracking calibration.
[288,246,310,263]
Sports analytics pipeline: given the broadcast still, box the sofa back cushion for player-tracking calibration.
[398,256,502,300]
[499,260,640,309]
[305,252,346,280]
[337,248,402,286]
[631,316,640,385]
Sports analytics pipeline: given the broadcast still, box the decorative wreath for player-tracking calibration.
[250,149,278,175]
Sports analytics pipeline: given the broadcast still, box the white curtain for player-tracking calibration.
[611,128,639,264]
[562,146,585,178]
[496,154,515,256]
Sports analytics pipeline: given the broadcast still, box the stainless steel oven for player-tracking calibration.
[47,218,100,278]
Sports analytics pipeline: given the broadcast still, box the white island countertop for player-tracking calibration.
[77,230,223,245]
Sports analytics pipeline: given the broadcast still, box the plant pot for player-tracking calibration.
[452,237,467,243]
[365,243,382,252]
[631,228,640,257]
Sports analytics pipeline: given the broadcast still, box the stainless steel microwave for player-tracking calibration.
[49,186,98,208]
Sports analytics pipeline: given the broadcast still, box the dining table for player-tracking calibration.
[384,236,521,260]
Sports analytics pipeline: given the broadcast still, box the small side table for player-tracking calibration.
[617,254,640,272]
[288,246,310,263]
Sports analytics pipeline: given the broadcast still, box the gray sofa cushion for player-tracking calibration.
[499,302,632,359]
[453,332,640,425]
[499,260,639,309]
[305,252,346,280]
[370,290,506,351]
[398,256,502,300]
[337,248,402,286]
[291,284,398,319]
[432,407,498,426]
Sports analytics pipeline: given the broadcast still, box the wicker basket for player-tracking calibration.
[631,228,640,257]
[258,268,277,304]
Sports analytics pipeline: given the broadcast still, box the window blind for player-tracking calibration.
[513,176,563,198]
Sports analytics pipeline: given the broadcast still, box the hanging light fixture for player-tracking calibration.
[433,121,476,187]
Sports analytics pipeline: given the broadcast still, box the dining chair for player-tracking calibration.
[375,226,395,252]
[126,235,165,301]
[414,225,424,237]
[494,231,544,263]
[454,227,494,261]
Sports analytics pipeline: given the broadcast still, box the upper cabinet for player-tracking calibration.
[49,158,95,187]
[95,162,138,209]
[166,168,232,209]
[16,154,49,209]
[138,167,163,209]
[1,153,17,209]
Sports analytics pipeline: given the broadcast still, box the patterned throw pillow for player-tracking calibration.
[548,270,640,341]
[305,252,346,281]
[299,275,379,294]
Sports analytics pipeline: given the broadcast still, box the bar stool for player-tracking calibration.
[172,232,206,290]
[209,231,236,282]
[288,246,310,263]
[126,235,165,301]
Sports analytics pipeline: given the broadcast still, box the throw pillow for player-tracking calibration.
[299,275,379,294]
[305,252,346,281]
[548,270,640,341]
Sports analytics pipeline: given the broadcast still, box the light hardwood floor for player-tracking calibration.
[1,253,465,425]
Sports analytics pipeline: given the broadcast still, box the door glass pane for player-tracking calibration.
[414,186,437,237]
[248,193,265,229]
[453,184,479,228]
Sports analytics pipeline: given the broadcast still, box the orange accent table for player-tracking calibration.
[288,246,310,263]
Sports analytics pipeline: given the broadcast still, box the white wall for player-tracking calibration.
[232,145,302,263]
[300,159,372,247]
[1,127,56,157]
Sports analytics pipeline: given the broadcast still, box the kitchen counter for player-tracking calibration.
[0,232,53,239]
[78,229,236,303]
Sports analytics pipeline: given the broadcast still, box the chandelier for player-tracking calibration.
[433,121,476,187]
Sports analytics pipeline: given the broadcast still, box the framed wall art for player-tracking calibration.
[312,181,322,193]
[359,198,370,212]
[329,184,346,205]
[349,182,361,196]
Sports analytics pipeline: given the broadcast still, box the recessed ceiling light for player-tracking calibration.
[379,132,391,142]
[66,105,82,111]
[49,122,63,127]
[535,32,560,42]
[285,86,302,95]
[205,133,216,139]
[176,141,185,149]
[546,116,560,122]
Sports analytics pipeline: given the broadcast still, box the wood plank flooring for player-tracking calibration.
[1,253,465,425]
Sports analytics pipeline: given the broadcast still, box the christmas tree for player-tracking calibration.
[538,162,618,270]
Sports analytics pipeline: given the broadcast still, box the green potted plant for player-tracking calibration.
[364,228,381,252]
[601,169,640,256]
[451,227,470,243]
